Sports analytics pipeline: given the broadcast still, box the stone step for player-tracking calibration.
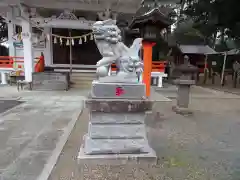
[70,72,96,89]
[71,78,95,83]
[71,81,93,85]
[70,83,92,89]
[84,136,152,155]
[90,112,145,124]
[71,72,96,78]
[88,123,146,139]
[71,75,96,80]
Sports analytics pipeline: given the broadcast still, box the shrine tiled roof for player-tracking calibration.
[129,5,173,29]
[179,45,216,55]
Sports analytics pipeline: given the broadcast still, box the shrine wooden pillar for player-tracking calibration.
[143,41,155,97]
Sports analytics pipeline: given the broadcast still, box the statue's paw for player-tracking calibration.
[96,61,101,67]
[136,68,143,74]
[96,66,109,77]
[135,61,143,67]
[102,52,114,56]
[96,59,105,67]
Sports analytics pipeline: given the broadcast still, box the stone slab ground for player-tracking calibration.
[0,86,85,180]
[0,100,22,114]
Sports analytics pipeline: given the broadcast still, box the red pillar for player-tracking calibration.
[142,41,155,97]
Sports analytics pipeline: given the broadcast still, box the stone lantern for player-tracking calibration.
[128,0,173,97]
[116,14,141,46]
[173,55,198,115]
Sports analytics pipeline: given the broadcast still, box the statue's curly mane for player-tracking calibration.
[92,20,122,44]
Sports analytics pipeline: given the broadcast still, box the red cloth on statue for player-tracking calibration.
[34,56,45,72]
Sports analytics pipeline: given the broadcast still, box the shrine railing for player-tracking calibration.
[152,61,166,72]
[0,56,45,76]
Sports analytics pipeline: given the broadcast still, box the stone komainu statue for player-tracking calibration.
[92,19,143,79]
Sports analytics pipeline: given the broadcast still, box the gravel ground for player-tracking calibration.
[147,100,240,180]
[49,87,240,180]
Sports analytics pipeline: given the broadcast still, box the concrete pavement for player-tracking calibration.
[0,86,85,180]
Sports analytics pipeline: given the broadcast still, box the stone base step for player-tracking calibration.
[86,99,153,113]
[78,144,157,165]
[84,135,152,155]
[88,123,146,139]
[90,112,146,124]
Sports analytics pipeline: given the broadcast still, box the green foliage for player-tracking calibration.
[175,0,240,48]
[172,19,206,45]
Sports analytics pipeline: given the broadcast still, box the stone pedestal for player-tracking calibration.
[91,80,145,99]
[78,81,157,179]
[173,79,195,115]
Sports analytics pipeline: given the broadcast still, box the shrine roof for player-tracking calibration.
[129,6,173,29]
[179,45,216,55]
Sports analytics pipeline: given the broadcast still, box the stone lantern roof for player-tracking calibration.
[129,0,173,29]
[175,55,199,75]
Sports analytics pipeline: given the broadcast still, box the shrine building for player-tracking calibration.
[0,0,180,88]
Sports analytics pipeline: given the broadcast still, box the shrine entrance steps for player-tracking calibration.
[48,66,97,90]
[70,72,97,89]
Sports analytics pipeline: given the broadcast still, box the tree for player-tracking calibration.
[170,0,211,46]
[173,19,205,45]
[183,0,218,45]
[0,16,8,43]
[181,0,240,49]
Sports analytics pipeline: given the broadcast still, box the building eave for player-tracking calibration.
[0,0,141,14]
[129,8,172,29]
